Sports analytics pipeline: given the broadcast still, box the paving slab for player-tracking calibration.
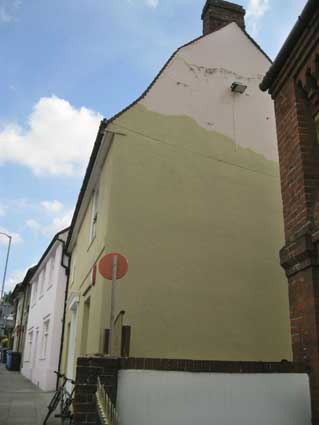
[0,364,60,425]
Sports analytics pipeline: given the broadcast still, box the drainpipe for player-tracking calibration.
[17,287,27,354]
[56,237,71,390]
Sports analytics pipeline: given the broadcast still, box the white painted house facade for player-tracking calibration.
[21,228,69,391]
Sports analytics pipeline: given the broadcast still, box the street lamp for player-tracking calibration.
[0,232,12,301]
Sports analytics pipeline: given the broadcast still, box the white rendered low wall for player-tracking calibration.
[117,370,311,425]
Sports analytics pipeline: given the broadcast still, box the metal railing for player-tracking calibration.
[112,310,125,356]
[96,377,120,425]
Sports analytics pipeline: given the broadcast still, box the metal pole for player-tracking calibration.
[108,255,118,356]
[1,234,12,301]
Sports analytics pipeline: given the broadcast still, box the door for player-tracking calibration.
[31,328,39,384]
[66,303,78,392]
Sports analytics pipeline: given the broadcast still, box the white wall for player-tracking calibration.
[117,370,311,425]
[142,23,277,162]
[21,232,68,391]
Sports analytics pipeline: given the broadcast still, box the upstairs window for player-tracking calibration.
[46,253,56,290]
[50,256,56,286]
[26,330,33,361]
[89,182,100,244]
[41,318,50,358]
[39,270,45,297]
[70,255,76,286]
[32,282,38,306]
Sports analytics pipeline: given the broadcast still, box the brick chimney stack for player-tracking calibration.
[202,0,246,35]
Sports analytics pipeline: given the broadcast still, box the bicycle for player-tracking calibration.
[43,371,75,425]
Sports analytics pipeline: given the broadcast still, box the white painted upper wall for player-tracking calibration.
[21,231,68,391]
[142,23,277,161]
[117,370,311,425]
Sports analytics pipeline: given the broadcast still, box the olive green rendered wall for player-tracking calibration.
[62,103,292,369]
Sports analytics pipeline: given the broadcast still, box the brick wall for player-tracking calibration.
[202,1,245,35]
[269,14,319,422]
[73,356,307,425]
[73,357,119,425]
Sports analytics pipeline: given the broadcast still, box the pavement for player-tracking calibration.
[0,364,60,425]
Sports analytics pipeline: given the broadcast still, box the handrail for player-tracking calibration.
[96,377,120,425]
[113,310,125,327]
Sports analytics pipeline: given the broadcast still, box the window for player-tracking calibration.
[39,270,45,297]
[41,318,50,359]
[315,113,319,144]
[49,255,56,287]
[89,182,100,243]
[70,255,76,286]
[26,330,33,361]
[32,281,38,305]
[81,298,90,355]
[46,255,56,290]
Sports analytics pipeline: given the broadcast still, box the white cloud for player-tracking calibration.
[145,0,159,8]
[4,269,26,293]
[0,227,22,245]
[0,0,21,23]
[0,96,102,176]
[246,0,269,35]
[26,209,73,238]
[26,219,41,231]
[0,203,6,216]
[41,200,64,214]
[42,209,73,236]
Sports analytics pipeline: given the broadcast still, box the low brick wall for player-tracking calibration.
[73,356,309,425]
[74,357,119,425]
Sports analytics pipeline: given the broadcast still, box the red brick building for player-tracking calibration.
[260,0,319,422]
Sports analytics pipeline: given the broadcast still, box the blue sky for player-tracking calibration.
[0,0,308,292]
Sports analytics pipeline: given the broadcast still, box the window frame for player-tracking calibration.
[39,269,45,298]
[89,181,100,244]
[32,281,38,307]
[25,329,33,362]
[40,317,50,360]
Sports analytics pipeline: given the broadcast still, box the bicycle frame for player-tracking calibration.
[43,371,76,425]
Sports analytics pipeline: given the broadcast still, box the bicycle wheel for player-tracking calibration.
[43,391,61,425]
[60,389,73,424]
[48,390,62,411]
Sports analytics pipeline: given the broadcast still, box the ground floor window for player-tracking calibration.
[26,330,33,361]
[41,318,50,359]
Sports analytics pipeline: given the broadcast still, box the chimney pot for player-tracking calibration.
[202,0,246,35]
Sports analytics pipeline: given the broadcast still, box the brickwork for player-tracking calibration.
[73,357,119,425]
[261,2,319,422]
[201,0,245,35]
[275,80,319,241]
[73,356,308,425]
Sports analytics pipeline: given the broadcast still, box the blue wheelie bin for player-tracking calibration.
[0,348,7,364]
[6,350,21,371]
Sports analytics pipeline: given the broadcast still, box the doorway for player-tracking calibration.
[66,299,78,392]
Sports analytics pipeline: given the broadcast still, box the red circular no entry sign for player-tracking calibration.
[98,253,128,280]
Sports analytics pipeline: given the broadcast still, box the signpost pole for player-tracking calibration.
[108,254,118,356]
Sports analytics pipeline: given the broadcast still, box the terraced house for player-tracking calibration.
[21,228,69,391]
[61,0,293,383]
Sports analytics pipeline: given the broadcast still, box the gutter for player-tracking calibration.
[17,286,26,355]
[66,24,272,253]
[260,0,317,92]
[65,120,108,252]
[56,236,71,390]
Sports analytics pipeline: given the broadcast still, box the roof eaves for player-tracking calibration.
[65,24,270,249]
[260,0,317,92]
[65,34,207,250]
[243,29,272,64]
[29,227,70,282]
